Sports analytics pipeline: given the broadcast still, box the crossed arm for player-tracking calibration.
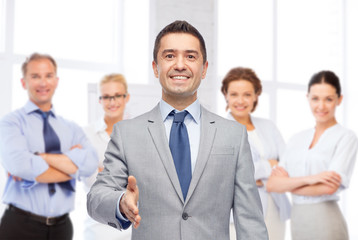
[35,144,81,183]
[266,166,341,196]
[255,159,279,187]
[9,144,81,183]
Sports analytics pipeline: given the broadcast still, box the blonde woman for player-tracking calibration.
[83,74,131,240]
[221,67,290,240]
[267,70,358,240]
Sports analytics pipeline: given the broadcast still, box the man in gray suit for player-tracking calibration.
[87,20,268,240]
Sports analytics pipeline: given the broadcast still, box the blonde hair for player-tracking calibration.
[100,73,128,93]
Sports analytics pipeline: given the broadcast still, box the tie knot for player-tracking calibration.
[35,109,51,120]
[172,111,188,123]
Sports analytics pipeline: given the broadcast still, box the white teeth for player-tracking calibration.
[172,76,188,80]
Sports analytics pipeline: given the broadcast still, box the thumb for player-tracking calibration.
[127,175,137,192]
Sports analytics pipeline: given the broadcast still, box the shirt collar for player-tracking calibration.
[24,100,57,118]
[159,99,201,124]
[94,118,108,133]
[226,111,235,121]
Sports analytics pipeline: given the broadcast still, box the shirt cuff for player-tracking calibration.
[20,179,37,188]
[116,192,129,221]
[64,148,97,178]
[32,154,50,180]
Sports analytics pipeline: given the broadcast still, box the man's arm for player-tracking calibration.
[233,127,268,239]
[63,125,98,178]
[35,166,71,183]
[87,123,133,230]
[39,144,83,175]
[40,152,78,175]
[0,115,49,180]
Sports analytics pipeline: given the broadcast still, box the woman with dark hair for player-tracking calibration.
[221,67,290,240]
[267,70,358,240]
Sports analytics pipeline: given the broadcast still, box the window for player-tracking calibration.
[9,0,149,127]
[123,0,150,84]
[218,0,274,81]
[277,0,343,84]
[0,0,5,52]
[14,0,119,63]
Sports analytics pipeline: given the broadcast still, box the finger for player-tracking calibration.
[121,202,136,222]
[325,173,341,185]
[329,177,341,187]
[122,192,139,216]
[323,176,341,188]
[133,215,141,229]
[332,173,341,183]
[127,176,137,192]
[124,205,139,224]
[124,209,137,223]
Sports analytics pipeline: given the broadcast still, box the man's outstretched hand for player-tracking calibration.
[119,176,141,228]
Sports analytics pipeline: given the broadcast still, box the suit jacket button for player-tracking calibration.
[108,222,117,228]
[182,212,189,220]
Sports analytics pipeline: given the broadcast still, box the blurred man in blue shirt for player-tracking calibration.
[0,53,98,240]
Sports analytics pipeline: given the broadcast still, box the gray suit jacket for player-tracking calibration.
[87,104,268,240]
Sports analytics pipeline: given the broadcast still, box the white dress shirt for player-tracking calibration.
[159,99,201,172]
[115,99,201,223]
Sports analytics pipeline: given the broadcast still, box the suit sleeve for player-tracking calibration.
[233,126,268,239]
[87,123,131,230]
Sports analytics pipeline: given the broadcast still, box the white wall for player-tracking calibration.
[1,1,358,240]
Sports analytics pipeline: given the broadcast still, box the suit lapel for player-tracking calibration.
[147,104,184,203]
[185,107,217,203]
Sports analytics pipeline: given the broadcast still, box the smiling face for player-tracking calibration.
[100,81,129,121]
[152,33,208,108]
[21,58,59,111]
[226,79,258,120]
[307,83,342,125]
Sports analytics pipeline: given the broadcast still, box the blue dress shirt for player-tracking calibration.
[115,99,201,227]
[0,101,98,217]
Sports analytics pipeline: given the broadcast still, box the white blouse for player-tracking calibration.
[82,119,132,240]
[82,119,110,193]
[227,113,291,221]
[281,124,358,205]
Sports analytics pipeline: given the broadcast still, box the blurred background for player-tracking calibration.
[1,0,358,239]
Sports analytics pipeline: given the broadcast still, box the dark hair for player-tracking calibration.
[221,67,262,112]
[22,53,57,77]
[153,20,207,64]
[308,70,341,97]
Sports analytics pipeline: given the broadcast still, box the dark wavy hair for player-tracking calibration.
[153,20,207,64]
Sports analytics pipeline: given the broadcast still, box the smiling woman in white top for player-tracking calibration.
[267,70,358,240]
[221,67,291,240]
[83,74,131,240]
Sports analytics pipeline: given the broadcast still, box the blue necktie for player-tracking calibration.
[169,111,192,200]
[35,110,74,196]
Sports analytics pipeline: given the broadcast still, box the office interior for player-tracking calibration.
[0,0,358,239]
